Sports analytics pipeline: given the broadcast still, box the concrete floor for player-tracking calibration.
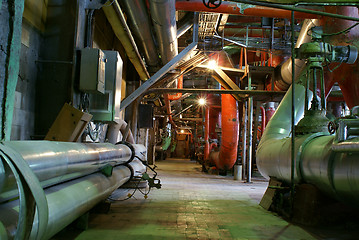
[53,158,324,240]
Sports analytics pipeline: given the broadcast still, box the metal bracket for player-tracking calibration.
[120,13,200,111]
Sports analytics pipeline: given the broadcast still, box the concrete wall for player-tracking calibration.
[11,20,42,140]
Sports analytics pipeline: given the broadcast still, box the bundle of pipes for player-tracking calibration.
[0,141,147,239]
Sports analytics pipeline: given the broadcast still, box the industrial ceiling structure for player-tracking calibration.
[1,0,359,239]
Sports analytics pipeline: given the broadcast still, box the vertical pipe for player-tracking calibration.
[252,102,261,169]
[242,101,248,179]
[204,107,210,161]
[260,106,266,135]
[247,73,253,183]
[290,10,296,205]
[149,0,178,65]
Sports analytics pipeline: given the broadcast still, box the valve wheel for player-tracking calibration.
[328,121,336,134]
[202,0,222,9]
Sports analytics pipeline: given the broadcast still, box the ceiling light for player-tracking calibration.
[207,59,217,69]
[198,98,206,106]
[180,130,185,133]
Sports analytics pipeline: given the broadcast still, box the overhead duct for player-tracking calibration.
[120,0,160,67]
[102,1,150,80]
[149,0,178,65]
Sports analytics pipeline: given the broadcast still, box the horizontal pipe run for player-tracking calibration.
[175,0,319,19]
[332,141,359,152]
[144,88,285,98]
[0,159,146,239]
[0,141,146,202]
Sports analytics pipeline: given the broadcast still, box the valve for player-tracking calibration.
[202,0,222,9]
[142,173,162,189]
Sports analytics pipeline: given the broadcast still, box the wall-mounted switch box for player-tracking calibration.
[79,48,106,94]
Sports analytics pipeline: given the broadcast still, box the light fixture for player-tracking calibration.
[207,59,217,69]
[198,98,206,106]
[180,129,185,133]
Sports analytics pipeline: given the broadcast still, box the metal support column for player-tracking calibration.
[247,73,253,183]
[242,101,247,180]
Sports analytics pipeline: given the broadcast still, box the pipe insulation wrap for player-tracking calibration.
[257,84,313,180]
[121,0,160,67]
[149,0,178,64]
[280,19,319,85]
[0,141,146,202]
[0,160,146,239]
[257,82,359,205]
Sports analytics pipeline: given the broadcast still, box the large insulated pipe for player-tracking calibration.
[0,141,146,202]
[210,93,239,170]
[257,83,359,205]
[271,19,319,91]
[150,0,178,65]
[257,84,310,181]
[0,159,146,239]
[107,120,136,144]
[120,0,160,67]
[102,1,150,80]
[177,13,194,38]
[175,0,319,19]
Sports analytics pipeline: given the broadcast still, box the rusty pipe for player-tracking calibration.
[167,75,183,100]
[175,0,319,19]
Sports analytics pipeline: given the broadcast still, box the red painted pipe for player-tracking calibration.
[209,107,220,139]
[176,0,319,19]
[168,75,183,100]
[210,93,239,171]
[164,94,177,128]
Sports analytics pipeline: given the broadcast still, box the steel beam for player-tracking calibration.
[120,11,199,111]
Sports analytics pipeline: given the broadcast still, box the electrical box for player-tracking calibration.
[79,48,106,94]
[89,50,123,123]
[138,104,154,128]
